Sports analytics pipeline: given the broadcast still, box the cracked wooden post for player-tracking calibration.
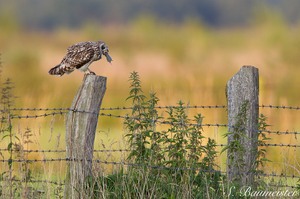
[226,66,259,187]
[64,75,106,199]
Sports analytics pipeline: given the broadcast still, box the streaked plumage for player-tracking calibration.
[49,41,112,76]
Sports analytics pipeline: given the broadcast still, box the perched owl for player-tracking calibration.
[49,41,112,76]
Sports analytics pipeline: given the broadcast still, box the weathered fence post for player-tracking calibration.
[226,66,259,187]
[64,75,106,199]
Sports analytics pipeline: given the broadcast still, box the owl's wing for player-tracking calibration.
[62,42,95,69]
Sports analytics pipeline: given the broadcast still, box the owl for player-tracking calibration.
[49,41,112,76]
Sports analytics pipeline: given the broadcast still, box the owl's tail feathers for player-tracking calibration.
[49,65,64,76]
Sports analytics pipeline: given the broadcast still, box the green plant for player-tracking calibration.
[222,102,272,196]
[124,71,153,165]
[255,114,271,188]
[222,100,249,185]
[0,69,38,198]
[256,114,271,169]
[0,78,17,198]
[14,127,37,198]
[120,71,224,198]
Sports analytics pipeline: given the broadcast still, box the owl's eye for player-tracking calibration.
[101,45,106,50]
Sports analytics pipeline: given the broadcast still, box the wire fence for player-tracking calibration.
[1,104,300,193]
[2,105,300,136]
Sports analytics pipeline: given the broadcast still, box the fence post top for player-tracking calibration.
[83,74,107,81]
[240,65,258,71]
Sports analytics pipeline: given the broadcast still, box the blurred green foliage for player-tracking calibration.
[1,0,300,29]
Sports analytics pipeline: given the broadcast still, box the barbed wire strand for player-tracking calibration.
[216,144,300,148]
[6,110,300,135]
[1,105,226,113]
[0,178,64,186]
[0,149,130,153]
[2,104,300,112]
[1,142,300,154]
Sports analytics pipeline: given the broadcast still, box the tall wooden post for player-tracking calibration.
[64,75,106,199]
[226,66,259,187]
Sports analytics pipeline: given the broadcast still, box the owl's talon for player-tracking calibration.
[86,69,96,75]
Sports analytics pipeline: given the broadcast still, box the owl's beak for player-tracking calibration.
[104,52,113,63]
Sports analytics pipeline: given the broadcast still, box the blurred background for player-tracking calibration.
[0,0,300,141]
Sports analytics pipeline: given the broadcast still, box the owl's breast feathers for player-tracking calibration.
[63,42,100,69]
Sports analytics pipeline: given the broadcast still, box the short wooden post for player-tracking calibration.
[226,66,259,187]
[64,75,106,199]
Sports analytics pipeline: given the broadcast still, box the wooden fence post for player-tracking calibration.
[64,75,106,199]
[226,66,259,187]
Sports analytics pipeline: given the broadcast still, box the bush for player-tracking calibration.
[95,71,225,198]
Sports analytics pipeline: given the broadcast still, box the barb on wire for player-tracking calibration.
[1,107,70,112]
[215,144,300,148]
[262,143,300,148]
[0,178,64,186]
[1,105,227,113]
[0,158,221,173]
[260,130,300,135]
[5,104,300,119]
[268,184,298,189]
[10,109,99,119]
[10,111,68,119]
[257,173,300,179]
[0,149,130,153]
[260,104,300,110]
[2,104,300,115]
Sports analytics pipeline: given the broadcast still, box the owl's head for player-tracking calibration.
[100,42,113,63]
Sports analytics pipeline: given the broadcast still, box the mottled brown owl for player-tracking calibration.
[49,41,112,76]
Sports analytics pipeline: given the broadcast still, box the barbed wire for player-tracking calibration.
[7,109,300,135]
[2,104,300,113]
[215,144,300,148]
[268,184,299,189]
[9,110,300,135]
[0,105,227,113]
[4,109,300,135]
[1,142,300,154]
[260,104,300,110]
[260,143,300,148]
[261,130,300,135]
[0,178,64,186]
[257,173,300,179]
[6,112,300,136]
[0,149,130,153]
[0,158,221,172]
